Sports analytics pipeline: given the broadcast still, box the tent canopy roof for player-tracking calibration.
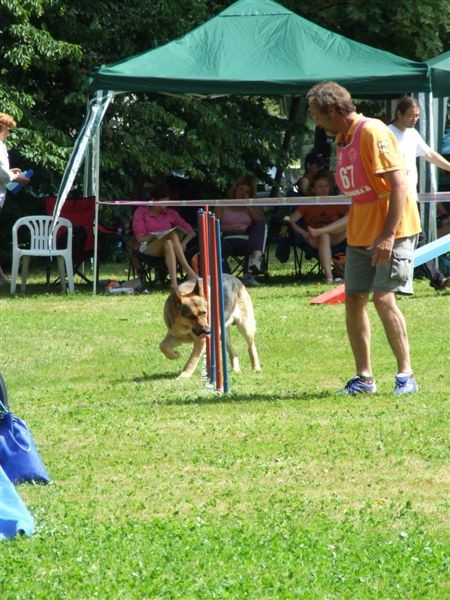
[91,0,433,97]
[427,50,450,97]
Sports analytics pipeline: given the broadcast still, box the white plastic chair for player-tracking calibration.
[10,216,75,295]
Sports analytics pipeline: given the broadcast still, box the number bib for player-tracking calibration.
[335,118,378,205]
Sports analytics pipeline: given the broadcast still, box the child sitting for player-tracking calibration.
[289,170,348,284]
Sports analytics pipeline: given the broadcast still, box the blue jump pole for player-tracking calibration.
[207,213,217,387]
[413,234,450,267]
[215,219,229,393]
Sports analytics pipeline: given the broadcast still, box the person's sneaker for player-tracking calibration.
[336,376,377,395]
[393,374,418,394]
[430,276,450,290]
[242,274,260,287]
[248,255,262,275]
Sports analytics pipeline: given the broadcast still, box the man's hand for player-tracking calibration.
[367,234,395,265]
[367,169,407,265]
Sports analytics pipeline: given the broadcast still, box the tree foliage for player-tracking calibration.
[290,0,449,62]
[0,0,448,202]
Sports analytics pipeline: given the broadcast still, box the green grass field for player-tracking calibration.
[0,259,449,599]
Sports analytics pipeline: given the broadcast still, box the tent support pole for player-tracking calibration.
[270,95,303,197]
[426,92,437,242]
[92,126,101,295]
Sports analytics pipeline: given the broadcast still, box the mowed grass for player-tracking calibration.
[0,260,449,599]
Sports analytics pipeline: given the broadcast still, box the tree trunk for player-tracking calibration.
[270,96,306,197]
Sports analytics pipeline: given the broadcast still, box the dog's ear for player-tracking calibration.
[173,289,183,304]
[192,278,204,297]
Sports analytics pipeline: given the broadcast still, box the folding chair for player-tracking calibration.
[44,196,96,284]
[292,237,346,279]
[292,243,321,278]
[221,230,270,282]
[134,252,168,288]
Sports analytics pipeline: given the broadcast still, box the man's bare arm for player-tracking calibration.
[367,169,407,265]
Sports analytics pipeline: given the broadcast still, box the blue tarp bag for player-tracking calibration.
[0,374,51,485]
[0,464,35,539]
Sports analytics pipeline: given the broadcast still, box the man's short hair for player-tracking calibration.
[306,81,356,116]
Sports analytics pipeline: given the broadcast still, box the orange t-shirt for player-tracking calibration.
[299,204,349,228]
[336,115,421,246]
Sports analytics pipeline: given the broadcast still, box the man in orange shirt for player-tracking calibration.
[306,82,421,395]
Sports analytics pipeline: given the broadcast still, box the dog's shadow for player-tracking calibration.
[131,371,176,383]
[164,389,333,406]
[126,374,334,404]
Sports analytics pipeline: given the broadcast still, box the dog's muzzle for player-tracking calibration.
[192,326,211,338]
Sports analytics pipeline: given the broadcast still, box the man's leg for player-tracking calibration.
[345,291,372,377]
[372,291,412,374]
[371,235,418,392]
[336,245,377,394]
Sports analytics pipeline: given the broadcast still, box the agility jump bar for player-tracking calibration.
[413,233,450,267]
[310,234,450,305]
[99,191,449,208]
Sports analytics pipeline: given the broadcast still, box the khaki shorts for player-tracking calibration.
[344,235,418,295]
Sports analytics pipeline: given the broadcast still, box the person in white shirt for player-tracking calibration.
[388,96,450,290]
[0,113,30,284]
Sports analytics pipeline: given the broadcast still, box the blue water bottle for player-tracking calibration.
[6,169,34,194]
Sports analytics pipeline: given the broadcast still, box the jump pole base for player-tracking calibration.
[309,284,346,305]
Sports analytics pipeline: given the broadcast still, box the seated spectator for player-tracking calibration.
[289,170,348,284]
[293,152,328,196]
[132,183,197,290]
[215,175,268,287]
[437,202,450,238]
[125,176,155,275]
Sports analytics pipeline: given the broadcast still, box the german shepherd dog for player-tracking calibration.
[160,274,261,378]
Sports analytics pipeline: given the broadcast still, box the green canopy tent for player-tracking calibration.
[51,0,447,291]
[427,50,450,98]
[417,50,450,239]
[425,49,450,145]
[90,0,431,97]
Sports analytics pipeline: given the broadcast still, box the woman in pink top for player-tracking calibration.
[215,175,267,287]
[132,183,197,289]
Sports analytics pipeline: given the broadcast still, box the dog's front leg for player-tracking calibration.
[179,337,206,378]
[160,334,182,360]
